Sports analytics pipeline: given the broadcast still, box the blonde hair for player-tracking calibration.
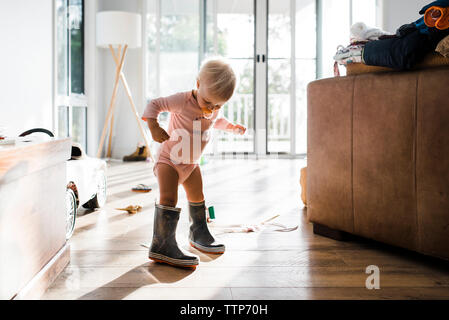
[198,58,236,102]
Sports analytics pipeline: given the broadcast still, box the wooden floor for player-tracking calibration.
[42,158,449,300]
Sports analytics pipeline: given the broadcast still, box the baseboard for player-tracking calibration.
[13,243,70,300]
[313,223,352,241]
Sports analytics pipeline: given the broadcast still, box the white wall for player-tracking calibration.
[382,0,429,32]
[0,0,54,136]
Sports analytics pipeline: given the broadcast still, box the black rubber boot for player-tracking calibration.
[188,201,225,254]
[148,204,199,268]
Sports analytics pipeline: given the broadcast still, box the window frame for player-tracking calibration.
[53,0,88,150]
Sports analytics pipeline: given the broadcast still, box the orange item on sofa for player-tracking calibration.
[424,6,449,30]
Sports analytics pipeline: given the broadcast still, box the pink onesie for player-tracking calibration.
[142,90,231,184]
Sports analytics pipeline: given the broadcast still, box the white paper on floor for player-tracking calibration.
[208,214,298,234]
[139,214,298,248]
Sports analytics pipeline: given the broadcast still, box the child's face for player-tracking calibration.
[196,80,226,116]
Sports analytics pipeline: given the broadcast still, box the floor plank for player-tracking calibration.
[230,287,449,300]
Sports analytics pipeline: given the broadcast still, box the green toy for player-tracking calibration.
[208,206,215,220]
[199,155,208,166]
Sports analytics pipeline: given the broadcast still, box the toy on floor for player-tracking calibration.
[116,205,142,214]
[132,184,152,193]
[199,155,208,166]
[206,206,215,223]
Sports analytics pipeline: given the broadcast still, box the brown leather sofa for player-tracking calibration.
[307,67,449,261]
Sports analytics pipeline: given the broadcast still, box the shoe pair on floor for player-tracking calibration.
[148,201,224,269]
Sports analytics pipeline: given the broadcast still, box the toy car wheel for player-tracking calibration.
[83,171,107,209]
[66,188,77,239]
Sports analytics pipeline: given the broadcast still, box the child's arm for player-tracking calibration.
[214,117,246,135]
[147,119,170,143]
[142,92,184,120]
[142,92,185,143]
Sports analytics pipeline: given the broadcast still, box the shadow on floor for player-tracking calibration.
[73,210,135,235]
[77,262,195,300]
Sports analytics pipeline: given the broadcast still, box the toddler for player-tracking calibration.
[142,58,246,268]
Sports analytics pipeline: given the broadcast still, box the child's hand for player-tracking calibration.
[150,126,170,143]
[232,124,246,135]
[148,119,170,143]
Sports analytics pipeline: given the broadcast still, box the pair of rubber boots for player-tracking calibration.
[148,201,224,268]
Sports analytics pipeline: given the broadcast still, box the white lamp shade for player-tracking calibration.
[96,11,141,48]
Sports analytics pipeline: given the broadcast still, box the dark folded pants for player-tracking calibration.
[363,27,449,70]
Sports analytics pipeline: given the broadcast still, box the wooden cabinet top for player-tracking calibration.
[0,138,72,184]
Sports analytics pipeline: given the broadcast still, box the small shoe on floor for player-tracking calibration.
[132,184,152,193]
[123,145,148,162]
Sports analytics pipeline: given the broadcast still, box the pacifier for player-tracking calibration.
[201,107,215,119]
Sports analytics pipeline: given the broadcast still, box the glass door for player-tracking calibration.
[204,0,255,153]
[146,0,200,135]
[145,0,321,156]
[145,0,255,154]
[267,0,316,155]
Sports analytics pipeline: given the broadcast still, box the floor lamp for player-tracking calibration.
[96,11,153,161]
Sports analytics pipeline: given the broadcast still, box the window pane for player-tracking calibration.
[296,0,316,59]
[72,106,87,150]
[205,0,255,153]
[69,0,84,94]
[56,0,68,96]
[296,0,316,154]
[207,1,255,58]
[145,0,200,134]
[146,0,158,99]
[320,0,350,78]
[296,59,315,154]
[58,106,69,138]
[211,59,254,153]
[160,0,199,96]
[268,0,291,153]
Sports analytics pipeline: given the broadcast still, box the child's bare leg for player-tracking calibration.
[156,163,179,207]
[182,166,204,203]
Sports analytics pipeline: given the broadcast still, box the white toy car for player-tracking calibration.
[18,128,107,239]
[66,142,107,239]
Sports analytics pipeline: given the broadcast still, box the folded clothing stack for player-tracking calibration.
[334,44,364,65]
[334,22,392,66]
